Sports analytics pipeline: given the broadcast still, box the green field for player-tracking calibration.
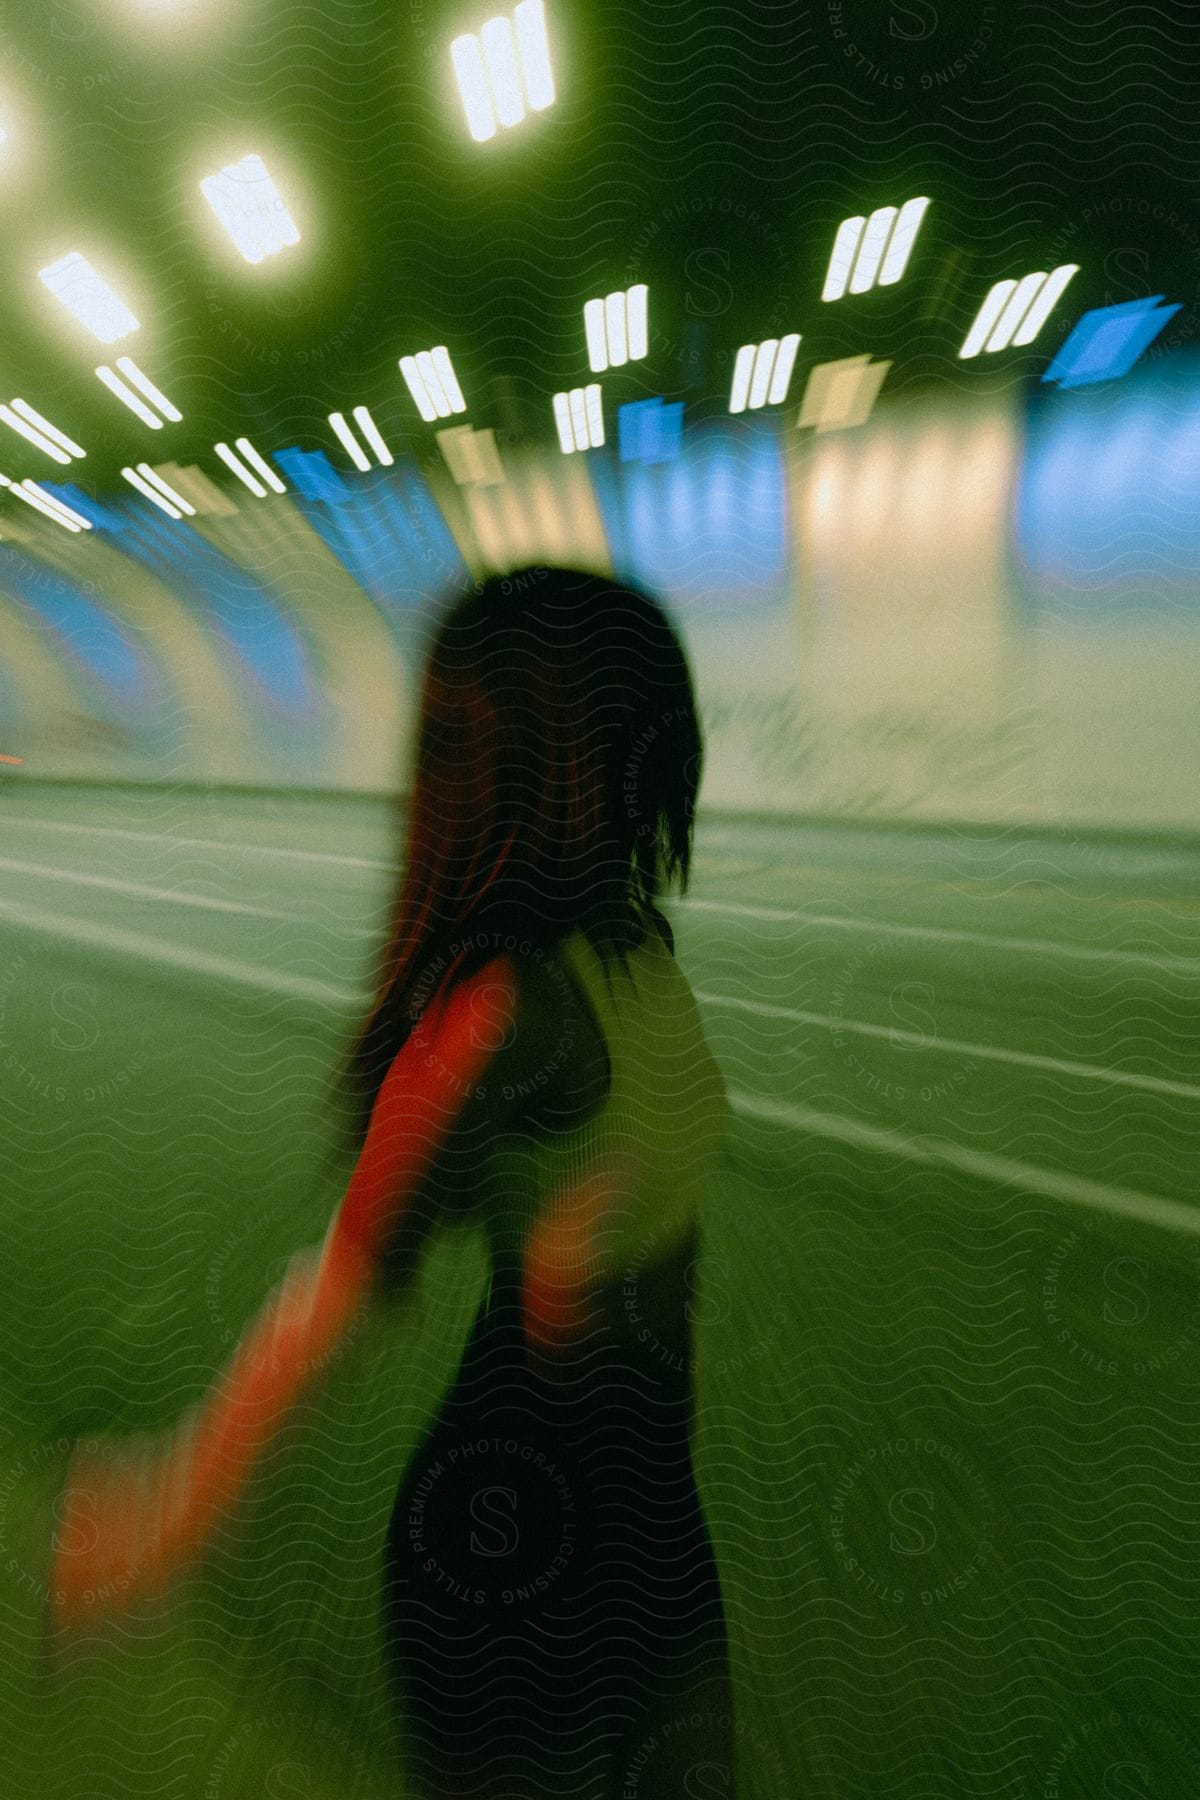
[2,787,1198,1797]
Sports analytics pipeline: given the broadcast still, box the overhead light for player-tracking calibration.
[617,396,683,464]
[552,384,603,453]
[117,358,180,420]
[236,437,285,492]
[1041,296,1183,389]
[822,197,930,302]
[959,264,1079,358]
[199,154,300,265]
[351,406,393,467]
[38,252,140,343]
[214,438,285,497]
[94,358,180,429]
[584,284,649,373]
[436,424,506,486]
[121,464,195,519]
[729,333,802,413]
[328,406,393,471]
[451,0,555,143]
[399,347,467,421]
[796,354,892,432]
[0,401,85,464]
[20,481,94,530]
[0,473,93,531]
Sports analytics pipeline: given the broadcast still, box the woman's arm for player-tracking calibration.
[50,955,529,1623]
[520,1148,641,1354]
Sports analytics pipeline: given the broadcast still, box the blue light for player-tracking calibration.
[271,447,354,505]
[118,511,317,714]
[596,417,789,609]
[1015,362,1200,615]
[39,483,130,533]
[618,397,684,464]
[281,465,466,620]
[1042,296,1182,390]
[0,549,150,707]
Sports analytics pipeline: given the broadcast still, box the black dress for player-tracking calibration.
[382,1225,734,1800]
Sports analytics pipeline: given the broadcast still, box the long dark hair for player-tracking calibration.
[333,564,704,1153]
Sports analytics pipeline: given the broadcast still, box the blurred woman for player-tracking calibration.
[51,566,735,1799]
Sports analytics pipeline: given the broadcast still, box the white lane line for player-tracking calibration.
[0,854,304,921]
[0,897,366,1010]
[0,815,396,871]
[0,885,1191,1237]
[698,990,1200,1102]
[730,1088,1200,1240]
[681,898,1200,977]
[3,815,1194,972]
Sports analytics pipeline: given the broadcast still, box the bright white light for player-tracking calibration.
[96,364,162,429]
[584,284,649,373]
[328,408,392,473]
[0,474,92,531]
[431,346,465,411]
[115,357,181,422]
[767,332,801,404]
[399,347,467,421]
[25,483,92,529]
[329,412,369,472]
[583,300,606,374]
[352,405,393,466]
[451,0,555,142]
[729,334,802,412]
[234,436,285,493]
[584,383,604,446]
[481,18,523,128]
[822,196,930,301]
[626,283,648,360]
[958,281,1015,359]
[729,343,756,414]
[17,489,84,531]
[214,441,266,497]
[39,252,140,343]
[552,384,602,453]
[823,217,864,304]
[123,465,182,519]
[987,272,1048,350]
[514,0,554,108]
[10,400,86,460]
[959,264,1079,357]
[1,402,82,465]
[1009,263,1079,346]
[450,37,495,142]
[747,340,777,411]
[878,196,930,286]
[604,291,627,367]
[2,411,69,462]
[849,208,895,296]
[136,463,195,515]
[199,154,300,266]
